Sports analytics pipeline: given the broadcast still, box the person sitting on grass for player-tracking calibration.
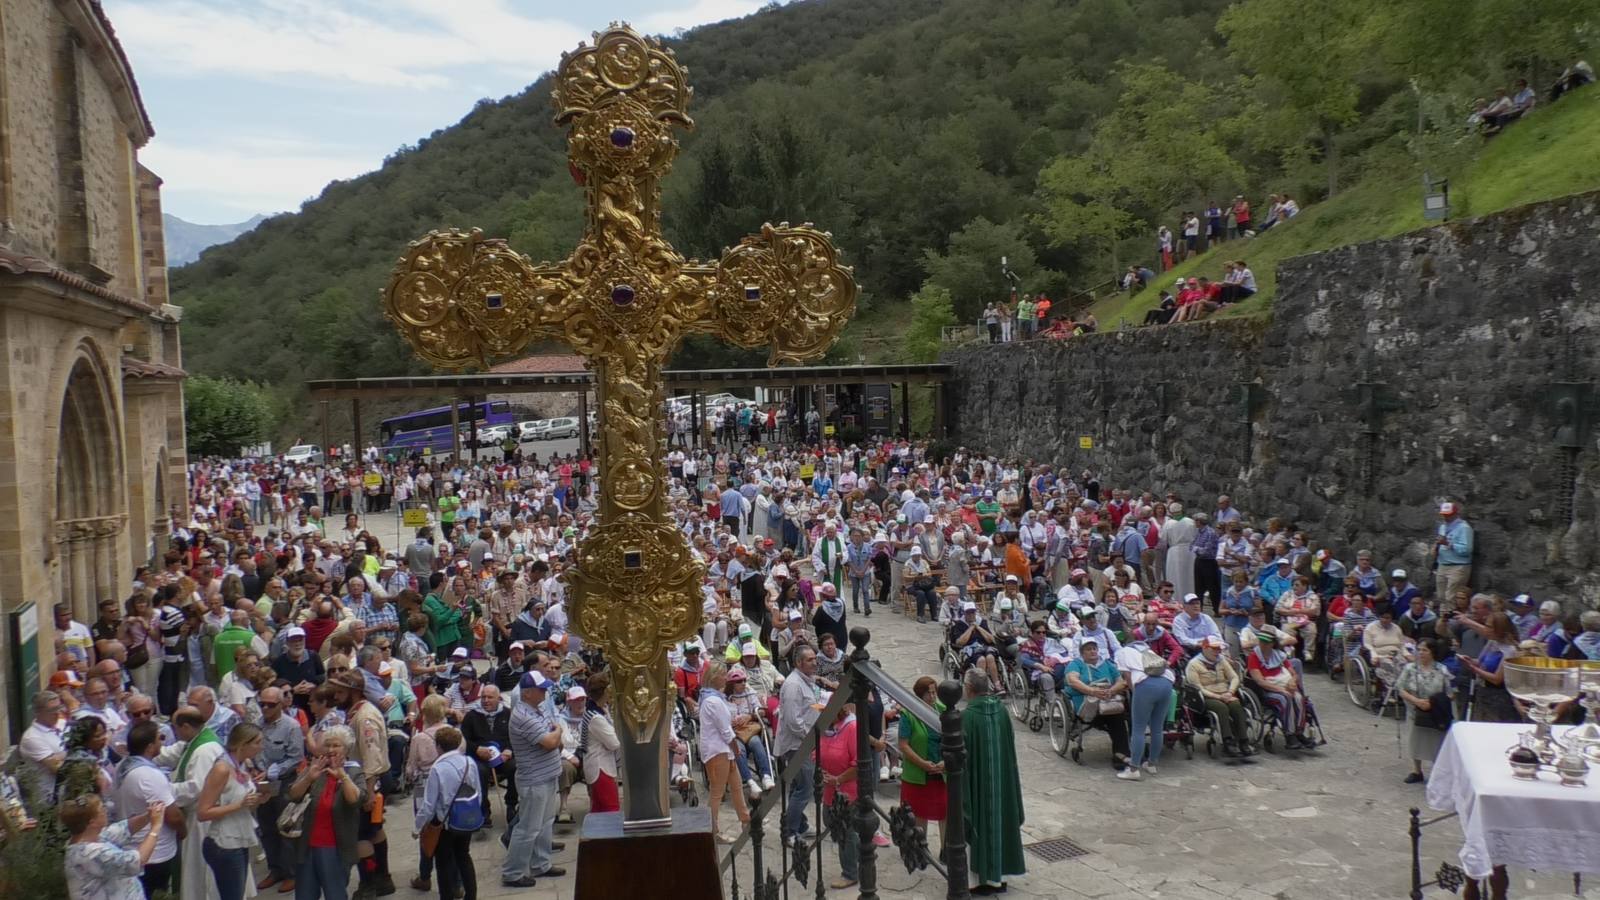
[1217,260,1256,303]
[1143,291,1178,326]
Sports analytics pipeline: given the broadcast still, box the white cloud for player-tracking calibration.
[636,0,771,34]
[109,0,585,89]
[141,136,375,217]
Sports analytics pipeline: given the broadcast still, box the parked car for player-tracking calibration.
[543,416,580,439]
[283,444,323,465]
[517,420,546,441]
[479,424,514,444]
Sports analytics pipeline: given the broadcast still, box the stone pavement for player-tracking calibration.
[354,516,1586,899]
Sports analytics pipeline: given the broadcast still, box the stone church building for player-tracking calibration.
[0,0,187,737]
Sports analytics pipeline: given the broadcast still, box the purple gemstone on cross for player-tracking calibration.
[610,127,635,149]
[611,284,636,306]
[484,292,504,309]
[744,285,762,302]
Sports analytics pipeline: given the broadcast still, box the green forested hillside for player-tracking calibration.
[174,0,1592,394]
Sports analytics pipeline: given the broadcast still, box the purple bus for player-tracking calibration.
[379,400,512,455]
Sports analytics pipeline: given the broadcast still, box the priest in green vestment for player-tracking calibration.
[962,668,1025,894]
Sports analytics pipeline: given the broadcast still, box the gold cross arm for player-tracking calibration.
[380,23,857,826]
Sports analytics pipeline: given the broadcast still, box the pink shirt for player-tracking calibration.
[819,719,859,803]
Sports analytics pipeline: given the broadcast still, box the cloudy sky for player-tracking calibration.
[104,0,788,224]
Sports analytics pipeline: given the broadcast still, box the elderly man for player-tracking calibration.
[502,671,566,888]
[962,669,1025,894]
[17,690,67,805]
[217,649,263,724]
[1171,593,1221,654]
[256,686,305,893]
[776,646,824,845]
[811,520,848,596]
[462,683,516,830]
[187,684,240,744]
[271,626,324,715]
[1433,501,1474,602]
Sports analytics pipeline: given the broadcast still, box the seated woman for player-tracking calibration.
[1245,632,1314,748]
[1018,620,1071,694]
[991,594,1028,645]
[1361,604,1408,678]
[1184,635,1255,757]
[1328,590,1375,676]
[1063,640,1131,772]
[725,669,777,798]
[949,601,1003,690]
[1273,576,1322,665]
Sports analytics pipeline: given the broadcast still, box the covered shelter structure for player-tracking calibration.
[305,363,956,460]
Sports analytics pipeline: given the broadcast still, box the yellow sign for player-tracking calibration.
[363,472,382,488]
[824,425,836,436]
[799,463,815,479]
[402,508,429,527]
[1078,436,1094,449]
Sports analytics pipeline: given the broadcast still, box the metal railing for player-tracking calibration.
[718,626,970,900]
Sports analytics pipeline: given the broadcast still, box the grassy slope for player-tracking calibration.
[1086,91,1600,328]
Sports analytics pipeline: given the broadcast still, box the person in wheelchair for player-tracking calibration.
[1328,589,1376,677]
[1072,608,1121,660]
[1130,607,1186,672]
[1184,635,1256,756]
[1056,568,1095,614]
[1245,632,1315,749]
[1045,599,1081,641]
[949,601,1005,691]
[1063,639,1132,773]
[936,586,964,626]
[1273,575,1322,666]
[1361,603,1409,679]
[992,593,1028,645]
[1171,592,1222,657]
[725,669,778,798]
[1018,619,1072,695]
[995,575,1030,623]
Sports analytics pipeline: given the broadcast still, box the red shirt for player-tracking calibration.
[819,720,859,803]
[309,775,340,848]
[1233,200,1251,223]
[302,617,337,652]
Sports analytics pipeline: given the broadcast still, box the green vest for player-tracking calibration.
[176,726,221,782]
[212,625,255,679]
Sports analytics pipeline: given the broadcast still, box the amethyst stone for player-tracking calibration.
[610,127,635,149]
[744,285,762,302]
[610,284,636,306]
[484,292,504,309]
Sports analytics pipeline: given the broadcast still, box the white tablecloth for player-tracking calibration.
[1426,722,1600,878]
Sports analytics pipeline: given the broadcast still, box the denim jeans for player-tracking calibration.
[502,778,559,881]
[1129,677,1173,767]
[839,810,860,880]
[782,753,814,841]
[733,734,774,781]
[849,575,871,612]
[295,846,349,900]
[202,838,251,900]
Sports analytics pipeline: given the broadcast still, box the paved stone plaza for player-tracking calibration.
[357,515,1584,900]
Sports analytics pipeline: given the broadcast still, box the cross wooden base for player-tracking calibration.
[574,808,722,900]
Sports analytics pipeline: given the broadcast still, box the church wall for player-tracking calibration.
[74,40,139,292]
[2,0,63,257]
[948,190,1600,606]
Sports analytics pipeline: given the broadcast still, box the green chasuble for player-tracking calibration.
[175,726,220,781]
[962,694,1026,885]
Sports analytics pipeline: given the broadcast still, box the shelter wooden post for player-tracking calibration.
[470,395,480,463]
[450,397,462,461]
[351,399,363,461]
[578,389,592,458]
[900,381,911,438]
[319,401,331,459]
[932,383,946,438]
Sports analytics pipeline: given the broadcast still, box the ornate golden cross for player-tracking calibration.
[382,23,856,826]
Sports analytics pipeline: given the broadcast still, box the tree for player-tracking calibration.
[901,284,957,362]
[185,376,273,457]
[1218,0,1380,195]
[922,217,1038,322]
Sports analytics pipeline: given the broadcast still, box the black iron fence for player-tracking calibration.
[718,626,970,900]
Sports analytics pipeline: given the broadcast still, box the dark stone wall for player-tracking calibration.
[947,190,1600,604]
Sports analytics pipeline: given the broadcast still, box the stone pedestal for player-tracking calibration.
[574,808,721,900]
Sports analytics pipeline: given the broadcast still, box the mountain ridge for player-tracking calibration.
[162,213,268,267]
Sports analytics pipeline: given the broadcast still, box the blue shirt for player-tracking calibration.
[719,488,743,517]
[901,498,929,525]
[1220,586,1258,629]
[1171,611,1220,649]
[812,474,832,497]
[1260,572,1294,604]
[1063,658,1119,714]
[1436,519,1473,566]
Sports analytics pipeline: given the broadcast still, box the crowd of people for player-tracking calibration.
[11,424,1597,900]
[1471,62,1593,137]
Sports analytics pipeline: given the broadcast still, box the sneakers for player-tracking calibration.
[1115,767,1142,781]
[760,774,776,791]
[872,832,890,847]
[1141,763,1157,776]
[879,769,891,783]
[1404,772,1425,784]
[746,779,763,800]
[889,765,902,779]
[409,877,430,892]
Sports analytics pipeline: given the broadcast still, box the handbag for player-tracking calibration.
[277,788,313,839]
[444,761,484,833]
[1139,649,1168,679]
[419,821,443,857]
[126,641,150,670]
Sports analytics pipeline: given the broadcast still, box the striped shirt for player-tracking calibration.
[158,603,186,663]
[508,701,562,784]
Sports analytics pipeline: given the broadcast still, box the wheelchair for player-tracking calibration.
[1340,642,1406,718]
[1181,682,1260,759]
[1046,691,1087,763]
[672,697,702,807]
[1241,676,1326,752]
[1002,646,1048,733]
